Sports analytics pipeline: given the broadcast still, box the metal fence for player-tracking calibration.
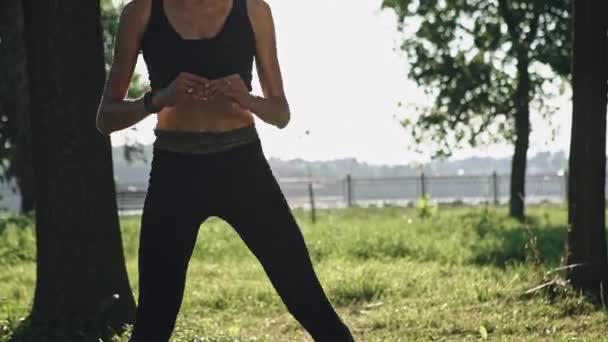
[116,172,570,214]
[0,172,569,214]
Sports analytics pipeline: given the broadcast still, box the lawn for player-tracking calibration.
[1,204,608,341]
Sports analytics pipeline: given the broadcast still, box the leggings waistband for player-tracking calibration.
[152,123,260,155]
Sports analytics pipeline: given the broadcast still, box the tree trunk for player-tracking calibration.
[0,0,36,214]
[565,0,608,298]
[21,0,136,338]
[509,54,530,221]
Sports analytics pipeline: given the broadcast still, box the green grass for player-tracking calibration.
[2,204,608,341]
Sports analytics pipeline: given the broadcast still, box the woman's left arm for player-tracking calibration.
[247,0,290,128]
[215,0,290,128]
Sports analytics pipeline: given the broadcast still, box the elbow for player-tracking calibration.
[96,122,111,136]
[276,111,290,129]
[275,100,290,129]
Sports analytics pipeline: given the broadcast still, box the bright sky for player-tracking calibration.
[111,0,572,165]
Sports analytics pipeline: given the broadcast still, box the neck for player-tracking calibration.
[180,0,216,5]
[178,0,222,9]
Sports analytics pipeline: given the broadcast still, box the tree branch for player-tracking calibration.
[497,0,520,46]
[524,3,542,48]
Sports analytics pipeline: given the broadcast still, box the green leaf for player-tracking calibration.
[479,325,489,339]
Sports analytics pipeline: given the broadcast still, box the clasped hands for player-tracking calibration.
[154,72,252,110]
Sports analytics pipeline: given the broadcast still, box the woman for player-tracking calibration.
[96,0,355,341]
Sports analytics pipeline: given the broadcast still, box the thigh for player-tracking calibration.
[218,150,334,317]
[138,150,208,275]
[218,144,307,267]
[139,185,201,274]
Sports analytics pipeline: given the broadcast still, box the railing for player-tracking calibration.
[115,172,570,215]
[0,172,570,214]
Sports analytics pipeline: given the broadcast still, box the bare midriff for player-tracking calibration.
[155,93,255,133]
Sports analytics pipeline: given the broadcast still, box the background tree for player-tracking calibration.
[21,0,136,338]
[565,0,608,299]
[0,0,147,214]
[381,0,571,220]
[0,0,35,213]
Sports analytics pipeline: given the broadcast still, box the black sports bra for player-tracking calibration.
[140,0,256,92]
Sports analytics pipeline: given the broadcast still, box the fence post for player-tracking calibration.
[492,171,499,206]
[564,170,569,205]
[308,180,316,224]
[346,173,352,207]
[420,172,427,198]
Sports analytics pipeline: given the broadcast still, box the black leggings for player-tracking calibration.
[128,138,354,342]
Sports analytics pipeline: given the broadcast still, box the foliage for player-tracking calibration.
[100,0,147,99]
[0,210,35,265]
[381,0,571,158]
[0,210,34,231]
[415,194,438,218]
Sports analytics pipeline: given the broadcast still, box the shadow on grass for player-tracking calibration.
[329,276,387,306]
[341,207,569,268]
[468,213,567,268]
[5,314,131,342]
[473,227,564,267]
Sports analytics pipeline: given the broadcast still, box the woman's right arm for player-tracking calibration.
[96,0,156,136]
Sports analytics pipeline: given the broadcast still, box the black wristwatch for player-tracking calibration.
[143,90,162,114]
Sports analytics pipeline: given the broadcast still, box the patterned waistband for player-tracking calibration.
[152,124,260,155]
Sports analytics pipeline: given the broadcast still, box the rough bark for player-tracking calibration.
[21,0,136,337]
[566,0,608,298]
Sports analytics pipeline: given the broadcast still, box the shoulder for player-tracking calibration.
[119,0,152,29]
[246,0,276,40]
[246,0,273,25]
[247,0,271,13]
